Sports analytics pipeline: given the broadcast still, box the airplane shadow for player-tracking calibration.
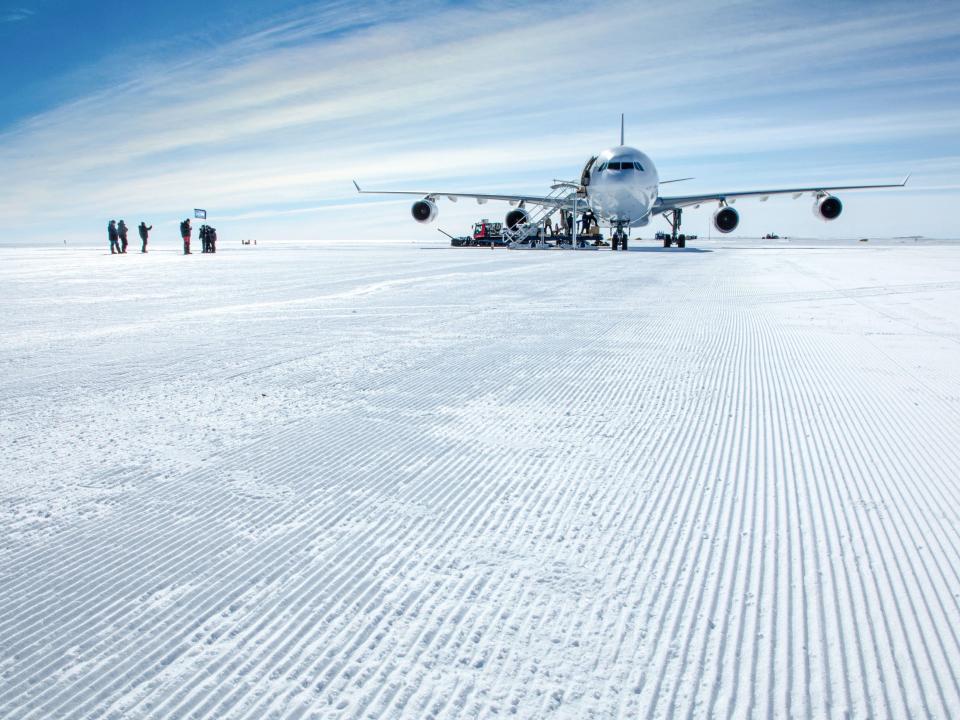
[622,246,712,254]
[420,245,713,254]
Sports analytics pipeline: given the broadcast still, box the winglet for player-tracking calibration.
[353,180,362,193]
[902,173,911,186]
[620,114,625,146]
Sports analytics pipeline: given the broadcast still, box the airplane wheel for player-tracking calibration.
[611,235,619,251]
[621,237,628,251]
[663,239,671,248]
[678,238,686,248]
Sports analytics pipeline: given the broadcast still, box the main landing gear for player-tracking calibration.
[611,222,629,251]
[663,208,686,248]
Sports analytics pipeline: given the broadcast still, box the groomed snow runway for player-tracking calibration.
[2,240,960,718]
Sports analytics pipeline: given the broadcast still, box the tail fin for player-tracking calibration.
[620,114,625,145]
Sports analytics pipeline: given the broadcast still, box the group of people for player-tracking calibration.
[541,210,597,237]
[107,220,153,254]
[108,218,221,255]
[198,224,218,253]
[176,219,218,255]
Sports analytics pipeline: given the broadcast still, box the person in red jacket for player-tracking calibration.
[180,218,192,255]
[117,220,129,253]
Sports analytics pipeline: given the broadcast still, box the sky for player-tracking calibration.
[1,0,959,246]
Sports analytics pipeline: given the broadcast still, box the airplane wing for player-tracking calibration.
[654,176,910,214]
[353,181,572,208]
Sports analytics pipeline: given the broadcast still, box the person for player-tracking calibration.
[108,220,121,254]
[543,217,553,236]
[198,225,207,253]
[559,210,573,244]
[138,222,152,253]
[209,226,217,253]
[180,218,192,254]
[117,220,129,253]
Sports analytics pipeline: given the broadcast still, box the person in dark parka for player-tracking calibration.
[138,222,152,253]
[180,218,192,255]
[209,226,217,253]
[108,220,121,254]
[118,220,129,253]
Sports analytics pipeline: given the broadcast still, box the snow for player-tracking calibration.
[2,239,960,718]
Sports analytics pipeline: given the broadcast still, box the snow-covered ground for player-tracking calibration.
[2,239,960,719]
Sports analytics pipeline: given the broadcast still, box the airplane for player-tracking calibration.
[353,115,908,250]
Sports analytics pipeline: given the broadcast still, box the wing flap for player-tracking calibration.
[353,180,571,209]
[656,176,909,213]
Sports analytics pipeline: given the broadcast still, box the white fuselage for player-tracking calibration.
[585,145,659,227]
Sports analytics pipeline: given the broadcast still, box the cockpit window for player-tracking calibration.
[599,159,643,172]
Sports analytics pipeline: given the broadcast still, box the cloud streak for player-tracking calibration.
[1,7,33,23]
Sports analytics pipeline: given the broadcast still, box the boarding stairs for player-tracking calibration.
[502,184,577,247]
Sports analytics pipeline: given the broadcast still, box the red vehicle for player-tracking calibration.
[471,220,505,246]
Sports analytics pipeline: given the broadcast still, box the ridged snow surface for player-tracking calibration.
[2,240,960,719]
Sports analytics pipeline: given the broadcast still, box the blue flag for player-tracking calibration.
[194,209,207,219]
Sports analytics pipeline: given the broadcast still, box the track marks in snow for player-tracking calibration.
[2,244,960,718]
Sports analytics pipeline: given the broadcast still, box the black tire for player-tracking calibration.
[621,236,628,251]
[663,238,671,248]
[611,234,619,251]
[678,238,686,248]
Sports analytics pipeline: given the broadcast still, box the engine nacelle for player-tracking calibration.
[713,206,739,234]
[505,208,529,229]
[813,195,843,221]
[411,199,438,224]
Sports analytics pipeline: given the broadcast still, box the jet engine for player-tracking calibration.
[411,199,438,224]
[505,208,529,229]
[813,195,843,221]
[713,206,739,234]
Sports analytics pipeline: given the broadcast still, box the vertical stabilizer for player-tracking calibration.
[620,114,624,145]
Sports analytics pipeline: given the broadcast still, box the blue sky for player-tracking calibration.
[1,0,959,245]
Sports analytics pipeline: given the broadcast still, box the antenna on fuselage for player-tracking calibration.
[620,113,624,146]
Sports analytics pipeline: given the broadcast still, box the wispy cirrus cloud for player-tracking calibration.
[2,6,33,22]
[0,0,958,244]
